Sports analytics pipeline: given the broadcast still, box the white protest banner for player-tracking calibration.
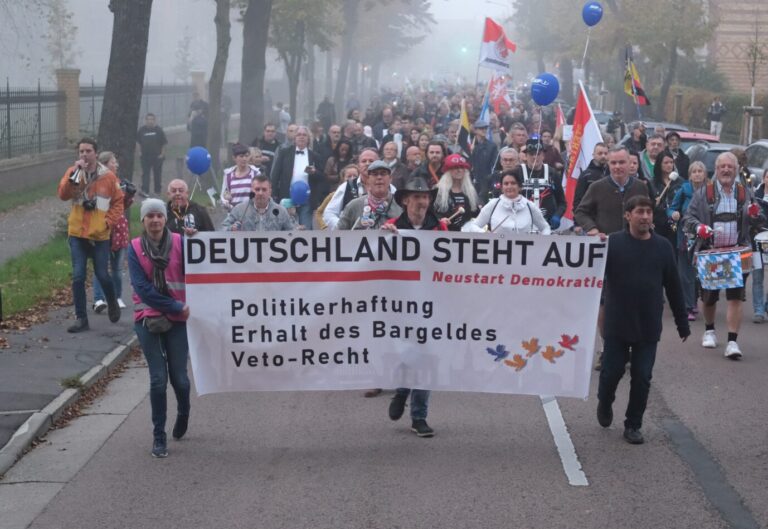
[185,231,606,399]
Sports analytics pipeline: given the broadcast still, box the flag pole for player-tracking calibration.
[626,46,643,121]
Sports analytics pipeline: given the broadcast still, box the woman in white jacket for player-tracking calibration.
[462,170,551,235]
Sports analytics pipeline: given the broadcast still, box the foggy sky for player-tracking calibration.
[1,0,523,89]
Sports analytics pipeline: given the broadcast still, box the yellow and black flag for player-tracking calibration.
[458,99,472,155]
[624,50,650,106]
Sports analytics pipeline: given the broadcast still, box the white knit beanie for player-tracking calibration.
[140,198,167,220]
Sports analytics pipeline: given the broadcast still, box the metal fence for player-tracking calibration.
[80,80,242,137]
[0,81,65,160]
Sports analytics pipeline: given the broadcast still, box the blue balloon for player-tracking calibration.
[290,180,310,206]
[530,73,560,106]
[582,1,603,27]
[186,147,211,175]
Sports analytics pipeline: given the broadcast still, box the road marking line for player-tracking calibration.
[0,410,39,416]
[540,395,589,487]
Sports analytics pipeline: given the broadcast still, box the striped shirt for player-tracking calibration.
[713,181,738,248]
[223,165,260,208]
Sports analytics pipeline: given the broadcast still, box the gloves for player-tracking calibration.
[549,215,561,230]
[748,202,760,218]
[696,224,713,239]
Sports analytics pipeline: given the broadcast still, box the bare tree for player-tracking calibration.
[207,0,231,178]
[239,0,273,145]
[98,0,153,181]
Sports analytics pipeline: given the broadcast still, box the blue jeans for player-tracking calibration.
[395,388,430,420]
[597,338,657,430]
[297,203,313,228]
[134,321,191,439]
[93,247,126,302]
[751,267,768,316]
[69,237,115,320]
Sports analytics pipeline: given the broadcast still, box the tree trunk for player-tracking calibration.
[305,44,316,125]
[240,0,273,145]
[535,52,546,77]
[207,0,231,181]
[370,60,381,100]
[349,53,359,98]
[325,50,333,101]
[333,0,357,116]
[98,0,153,181]
[658,41,678,121]
[282,21,305,125]
[559,56,574,105]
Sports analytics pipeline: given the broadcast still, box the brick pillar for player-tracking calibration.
[190,71,207,101]
[56,69,81,147]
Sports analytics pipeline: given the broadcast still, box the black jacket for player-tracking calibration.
[269,147,324,207]
[470,138,499,198]
[573,160,609,214]
[391,210,445,231]
[603,231,689,342]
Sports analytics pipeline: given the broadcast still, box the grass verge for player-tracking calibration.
[0,181,59,215]
[0,237,72,316]
[0,208,142,319]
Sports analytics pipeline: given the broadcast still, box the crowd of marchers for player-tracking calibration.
[54,82,768,456]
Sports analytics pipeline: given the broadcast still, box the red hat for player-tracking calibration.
[442,153,471,172]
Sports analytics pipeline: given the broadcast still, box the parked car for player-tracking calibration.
[678,132,719,152]
[686,142,745,179]
[619,121,690,146]
[746,140,768,180]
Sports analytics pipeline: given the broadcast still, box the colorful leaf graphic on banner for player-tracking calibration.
[522,338,540,357]
[541,345,565,364]
[504,354,527,371]
[486,344,510,362]
[558,334,579,351]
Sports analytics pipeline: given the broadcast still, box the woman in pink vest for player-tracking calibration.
[128,198,190,458]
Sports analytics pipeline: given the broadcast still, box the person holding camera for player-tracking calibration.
[128,198,191,458]
[57,138,124,333]
[92,151,136,314]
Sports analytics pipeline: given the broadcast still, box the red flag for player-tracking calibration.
[489,74,511,114]
[479,18,516,72]
[555,103,566,130]
[564,83,603,221]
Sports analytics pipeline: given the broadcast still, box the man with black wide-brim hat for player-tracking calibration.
[381,176,447,437]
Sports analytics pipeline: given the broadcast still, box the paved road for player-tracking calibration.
[2,302,766,529]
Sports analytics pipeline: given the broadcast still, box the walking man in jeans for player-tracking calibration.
[596,195,690,444]
[57,138,124,332]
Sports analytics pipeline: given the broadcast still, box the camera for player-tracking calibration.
[120,179,137,197]
[82,198,97,211]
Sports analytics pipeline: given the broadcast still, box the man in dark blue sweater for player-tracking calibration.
[596,195,691,445]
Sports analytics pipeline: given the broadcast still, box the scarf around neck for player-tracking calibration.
[140,227,173,295]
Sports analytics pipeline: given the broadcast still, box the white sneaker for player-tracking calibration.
[93,300,107,314]
[724,341,743,360]
[701,330,717,348]
[117,298,127,309]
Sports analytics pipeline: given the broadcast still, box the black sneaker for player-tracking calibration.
[411,419,434,438]
[623,427,644,445]
[388,394,407,421]
[596,400,613,428]
[172,414,188,440]
[152,436,168,458]
[67,318,90,333]
[107,296,121,323]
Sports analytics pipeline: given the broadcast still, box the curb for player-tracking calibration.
[0,336,138,477]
